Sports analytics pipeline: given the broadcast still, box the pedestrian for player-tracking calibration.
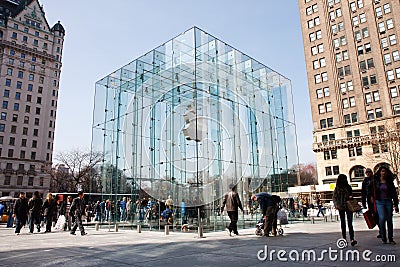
[362,168,381,238]
[316,196,324,217]
[221,184,244,236]
[302,197,309,217]
[28,191,43,233]
[61,196,73,231]
[13,192,29,235]
[94,200,102,222]
[105,199,111,222]
[333,174,357,246]
[42,193,56,233]
[70,190,87,236]
[370,166,399,244]
[119,197,127,222]
[252,192,276,237]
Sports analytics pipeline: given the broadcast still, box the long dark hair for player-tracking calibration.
[374,165,394,182]
[336,174,349,188]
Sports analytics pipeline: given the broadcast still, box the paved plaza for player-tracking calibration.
[0,215,399,267]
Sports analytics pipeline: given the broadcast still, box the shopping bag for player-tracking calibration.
[363,209,376,229]
[55,215,66,230]
[277,210,288,225]
[346,199,362,212]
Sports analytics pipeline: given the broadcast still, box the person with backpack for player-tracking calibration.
[221,184,244,236]
[28,191,43,233]
[333,174,357,246]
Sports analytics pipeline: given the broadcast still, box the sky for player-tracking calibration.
[40,0,316,164]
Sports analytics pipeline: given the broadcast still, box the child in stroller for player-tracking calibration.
[255,209,288,236]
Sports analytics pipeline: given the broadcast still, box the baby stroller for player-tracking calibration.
[255,209,288,236]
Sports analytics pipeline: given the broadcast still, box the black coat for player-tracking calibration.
[70,197,85,216]
[42,199,56,217]
[28,197,43,216]
[14,197,29,219]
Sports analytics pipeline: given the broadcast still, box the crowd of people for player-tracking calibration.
[11,190,88,236]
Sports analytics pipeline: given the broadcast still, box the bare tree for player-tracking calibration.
[365,122,400,186]
[53,149,103,192]
[291,163,318,186]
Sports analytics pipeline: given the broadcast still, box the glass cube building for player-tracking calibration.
[91,27,298,229]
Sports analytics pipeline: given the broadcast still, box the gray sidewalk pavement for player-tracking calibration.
[0,215,399,267]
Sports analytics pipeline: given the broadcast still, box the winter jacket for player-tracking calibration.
[333,184,352,210]
[222,191,243,212]
[28,196,43,216]
[14,197,29,219]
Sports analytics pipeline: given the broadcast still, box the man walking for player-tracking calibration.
[28,191,43,233]
[362,168,381,238]
[70,190,87,236]
[221,184,244,236]
[13,192,29,235]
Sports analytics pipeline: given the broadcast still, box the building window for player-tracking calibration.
[4,176,11,185]
[373,91,380,101]
[392,104,400,115]
[316,89,323,98]
[28,177,34,186]
[389,35,397,45]
[365,93,372,103]
[387,70,394,81]
[367,110,374,120]
[383,3,391,14]
[320,119,327,128]
[319,104,325,114]
[333,166,340,175]
[325,102,332,112]
[327,117,333,127]
[376,108,383,118]
[343,99,349,109]
[390,87,398,98]
[17,176,23,186]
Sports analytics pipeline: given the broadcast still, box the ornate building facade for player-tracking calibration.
[0,0,64,197]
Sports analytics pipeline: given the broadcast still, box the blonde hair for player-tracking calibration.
[46,193,53,201]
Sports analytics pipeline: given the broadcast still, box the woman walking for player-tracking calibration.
[42,193,56,233]
[333,174,357,246]
[371,166,399,244]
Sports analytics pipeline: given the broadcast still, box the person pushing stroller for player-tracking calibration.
[252,192,280,237]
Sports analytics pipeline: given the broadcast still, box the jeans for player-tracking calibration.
[376,199,394,241]
[339,209,354,240]
[29,213,41,233]
[120,209,126,221]
[317,207,324,217]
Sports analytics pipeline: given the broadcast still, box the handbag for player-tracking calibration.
[346,199,362,212]
[363,209,376,229]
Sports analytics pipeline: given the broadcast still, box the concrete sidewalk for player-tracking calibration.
[0,215,399,267]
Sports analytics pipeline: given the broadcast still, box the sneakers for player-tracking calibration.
[70,232,76,235]
[351,240,358,246]
[81,232,88,236]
